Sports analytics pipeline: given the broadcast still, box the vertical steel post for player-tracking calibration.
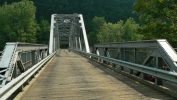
[103,48,108,64]
[155,57,163,85]
[12,64,18,78]
[31,51,36,65]
[129,49,136,74]
[75,36,78,50]
[53,38,56,52]
[58,34,60,49]
[49,14,56,54]
[120,48,124,70]
[79,37,82,50]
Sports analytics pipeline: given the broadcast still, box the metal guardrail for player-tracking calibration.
[0,13,90,99]
[72,49,177,84]
[0,42,48,88]
[71,49,177,98]
[91,39,177,89]
[94,39,177,73]
[0,50,57,100]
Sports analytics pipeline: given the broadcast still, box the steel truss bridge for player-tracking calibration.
[0,14,177,100]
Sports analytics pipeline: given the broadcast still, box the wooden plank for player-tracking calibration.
[19,49,175,100]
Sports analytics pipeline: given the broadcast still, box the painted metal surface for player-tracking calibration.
[48,14,90,53]
[0,43,16,68]
[19,49,175,100]
[0,43,48,88]
[79,14,90,53]
[73,49,177,84]
[94,39,177,72]
[0,51,57,100]
[49,14,56,54]
[1,13,177,99]
[0,13,92,99]
[157,40,177,72]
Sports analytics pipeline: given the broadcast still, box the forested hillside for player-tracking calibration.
[0,0,138,32]
[0,0,176,50]
[0,0,138,50]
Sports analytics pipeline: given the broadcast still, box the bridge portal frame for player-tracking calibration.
[49,14,90,54]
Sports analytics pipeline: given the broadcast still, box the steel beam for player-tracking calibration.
[0,43,48,88]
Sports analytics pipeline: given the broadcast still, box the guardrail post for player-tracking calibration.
[18,84,24,92]
[142,73,147,80]
[129,68,133,74]
[112,63,116,68]
[155,78,163,85]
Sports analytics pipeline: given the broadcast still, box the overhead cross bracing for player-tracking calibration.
[49,14,90,54]
[0,13,177,99]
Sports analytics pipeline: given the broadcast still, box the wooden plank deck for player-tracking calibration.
[18,49,175,100]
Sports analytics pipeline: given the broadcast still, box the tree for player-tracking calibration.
[88,16,106,46]
[97,18,141,43]
[36,19,50,44]
[134,0,177,46]
[97,21,124,43]
[122,18,142,41]
[0,0,37,50]
[0,0,139,48]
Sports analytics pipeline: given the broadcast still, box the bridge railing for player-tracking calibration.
[0,50,57,100]
[0,42,49,89]
[71,39,177,98]
[72,48,177,84]
[0,42,59,99]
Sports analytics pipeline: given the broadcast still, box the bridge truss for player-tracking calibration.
[0,14,177,99]
[71,39,177,97]
[0,43,48,88]
[0,14,90,99]
[49,14,90,54]
[93,40,177,84]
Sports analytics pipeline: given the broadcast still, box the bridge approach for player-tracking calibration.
[15,49,176,100]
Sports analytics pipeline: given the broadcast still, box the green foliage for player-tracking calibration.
[97,21,124,43]
[36,19,50,44]
[88,16,106,46]
[0,0,138,33]
[134,0,177,46]
[0,0,37,50]
[0,0,139,49]
[97,18,142,43]
[122,18,142,41]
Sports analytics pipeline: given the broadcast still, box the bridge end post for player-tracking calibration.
[79,14,90,53]
[49,14,56,54]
